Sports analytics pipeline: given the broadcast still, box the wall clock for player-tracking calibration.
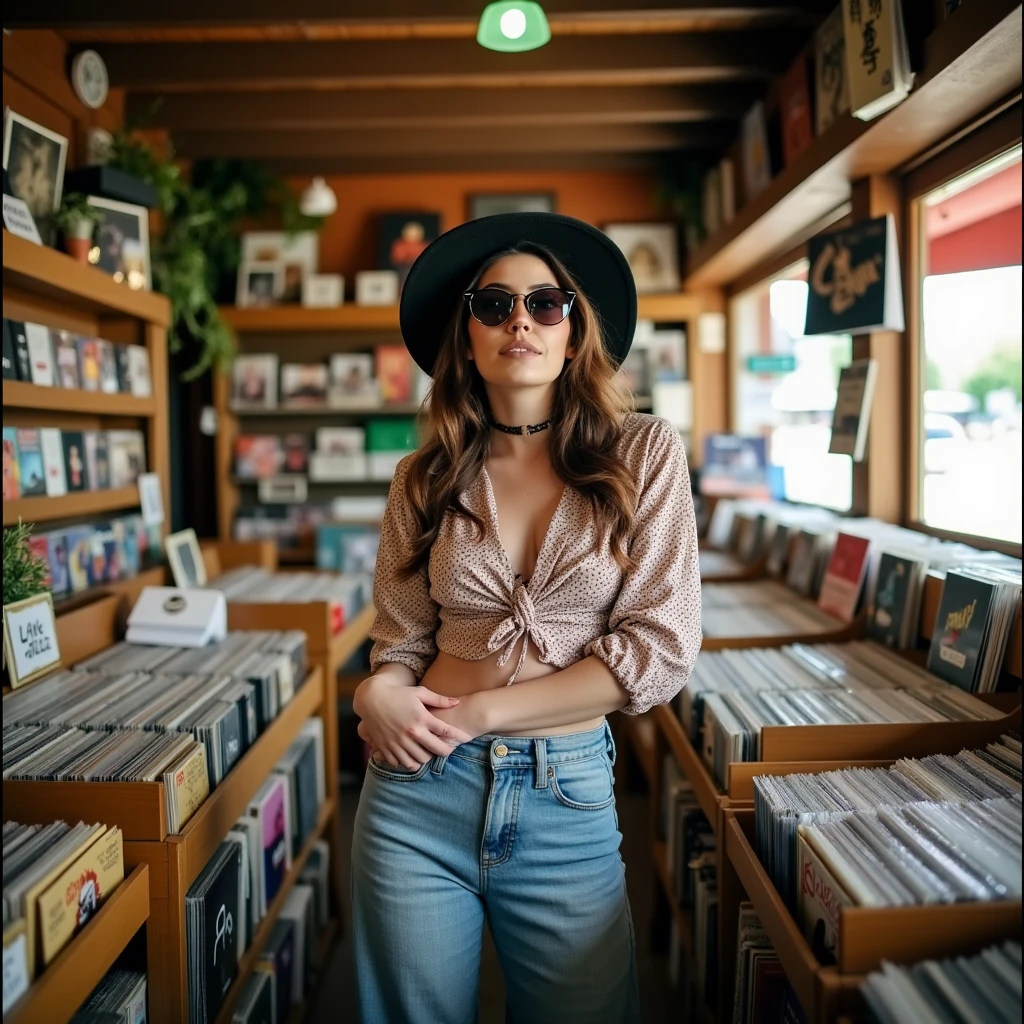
[70,50,109,110]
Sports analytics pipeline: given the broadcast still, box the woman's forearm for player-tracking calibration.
[468,656,629,735]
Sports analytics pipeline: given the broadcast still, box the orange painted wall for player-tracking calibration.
[287,170,664,280]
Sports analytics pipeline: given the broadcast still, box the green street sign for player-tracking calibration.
[746,354,797,374]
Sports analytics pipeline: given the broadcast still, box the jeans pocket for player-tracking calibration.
[548,755,615,811]
[368,756,432,782]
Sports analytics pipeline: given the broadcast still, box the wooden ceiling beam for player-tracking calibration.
[127,84,758,133]
[95,33,795,92]
[172,122,732,160]
[9,1,830,31]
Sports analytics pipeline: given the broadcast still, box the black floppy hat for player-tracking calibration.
[399,212,637,378]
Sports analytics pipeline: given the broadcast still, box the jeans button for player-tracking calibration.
[494,744,508,757]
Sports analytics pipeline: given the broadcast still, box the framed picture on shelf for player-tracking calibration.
[603,223,681,294]
[280,363,329,406]
[240,231,319,304]
[329,353,378,406]
[236,261,284,308]
[87,196,151,290]
[469,193,555,219]
[232,353,279,408]
[302,273,344,308]
[377,212,440,290]
[2,109,68,234]
[617,347,651,397]
[355,270,399,306]
[165,528,207,589]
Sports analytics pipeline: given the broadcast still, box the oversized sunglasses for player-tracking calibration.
[464,287,576,327]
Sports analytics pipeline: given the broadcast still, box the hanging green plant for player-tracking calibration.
[3,521,50,606]
[103,117,325,380]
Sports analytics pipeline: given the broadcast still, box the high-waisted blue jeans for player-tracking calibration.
[351,720,640,1024]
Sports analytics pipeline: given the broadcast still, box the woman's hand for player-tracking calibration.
[354,674,476,770]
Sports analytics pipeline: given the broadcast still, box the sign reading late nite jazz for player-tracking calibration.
[804,214,905,336]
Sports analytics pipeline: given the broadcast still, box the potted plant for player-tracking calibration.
[54,193,100,263]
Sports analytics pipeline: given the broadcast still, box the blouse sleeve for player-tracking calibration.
[368,454,440,679]
[583,420,702,715]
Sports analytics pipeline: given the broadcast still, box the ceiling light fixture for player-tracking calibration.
[299,176,337,218]
[477,2,551,52]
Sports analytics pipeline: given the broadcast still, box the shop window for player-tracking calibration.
[731,263,853,510]
[916,146,1022,544]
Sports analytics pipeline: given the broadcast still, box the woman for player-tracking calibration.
[352,213,702,1024]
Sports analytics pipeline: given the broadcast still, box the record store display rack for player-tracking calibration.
[1,591,372,1024]
[621,502,1023,1024]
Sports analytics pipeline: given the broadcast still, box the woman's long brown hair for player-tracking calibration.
[396,242,640,580]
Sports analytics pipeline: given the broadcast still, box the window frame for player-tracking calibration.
[902,99,1022,556]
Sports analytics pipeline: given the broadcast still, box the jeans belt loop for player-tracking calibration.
[533,737,548,789]
[605,720,617,766]
[430,752,449,776]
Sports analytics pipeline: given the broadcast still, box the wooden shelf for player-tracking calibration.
[5,864,150,1024]
[655,704,721,832]
[2,486,142,527]
[230,400,423,417]
[212,799,335,1024]
[2,379,158,417]
[219,292,704,333]
[684,0,1023,288]
[3,231,170,326]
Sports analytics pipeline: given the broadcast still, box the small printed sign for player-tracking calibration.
[3,592,61,688]
[138,472,165,526]
[746,354,797,374]
[2,194,43,245]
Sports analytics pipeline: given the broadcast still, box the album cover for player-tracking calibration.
[47,532,71,599]
[2,318,15,379]
[232,354,279,408]
[84,431,111,490]
[3,427,21,501]
[816,533,870,622]
[250,775,291,908]
[257,919,296,1024]
[280,363,329,407]
[53,330,82,388]
[232,968,274,1024]
[328,353,378,406]
[38,428,67,497]
[78,337,102,391]
[128,344,153,397]
[282,433,309,474]
[8,320,32,380]
[65,527,96,592]
[96,340,120,394]
[61,431,89,492]
[15,428,46,497]
[236,436,284,480]
[107,430,146,488]
[24,323,55,386]
[867,553,921,649]
[375,345,412,403]
[926,571,995,692]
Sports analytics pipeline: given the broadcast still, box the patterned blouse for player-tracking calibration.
[368,412,702,715]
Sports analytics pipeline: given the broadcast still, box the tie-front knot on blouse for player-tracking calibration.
[368,412,702,715]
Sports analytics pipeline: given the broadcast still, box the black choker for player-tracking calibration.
[488,417,551,436]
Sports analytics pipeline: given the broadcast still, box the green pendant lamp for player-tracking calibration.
[477,2,551,52]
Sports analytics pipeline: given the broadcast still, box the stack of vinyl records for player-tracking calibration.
[299,840,331,935]
[926,567,1022,693]
[861,941,1022,1024]
[230,970,274,1024]
[205,566,370,621]
[753,735,1022,965]
[754,733,1021,910]
[676,641,1006,789]
[273,720,326,858]
[732,903,789,1024]
[3,631,309,832]
[70,969,147,1023]
[2,820,125,999]
[661,755,715,911]
[701,580,842,636]
[186,840,244,1023]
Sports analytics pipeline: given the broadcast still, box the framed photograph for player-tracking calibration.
[329,353,378,406]
[236,261,284,308]
[87,196,151,290]
[634,327,687,382]
[377,212,440,289]
[232,354,279,408]
[281,363,329,407]
[603,223,681,294]
[617,347,651,397]
[2,109,68,231]
[469,193,555,219]
[355,270,399,307]
[241,231,319,304]
[258,475,308,505]
[2,591,61,688]
[302,273,344,308]
[165,527,207,589]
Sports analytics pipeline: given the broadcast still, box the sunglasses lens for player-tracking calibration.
[527,289,572,325]
[470,289,513,326]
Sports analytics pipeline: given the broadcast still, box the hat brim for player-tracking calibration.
[399,212,637,378]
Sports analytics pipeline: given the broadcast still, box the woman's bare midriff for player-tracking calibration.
[420,636,605,738]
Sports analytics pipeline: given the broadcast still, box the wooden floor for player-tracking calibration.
[310,767,673,1024]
